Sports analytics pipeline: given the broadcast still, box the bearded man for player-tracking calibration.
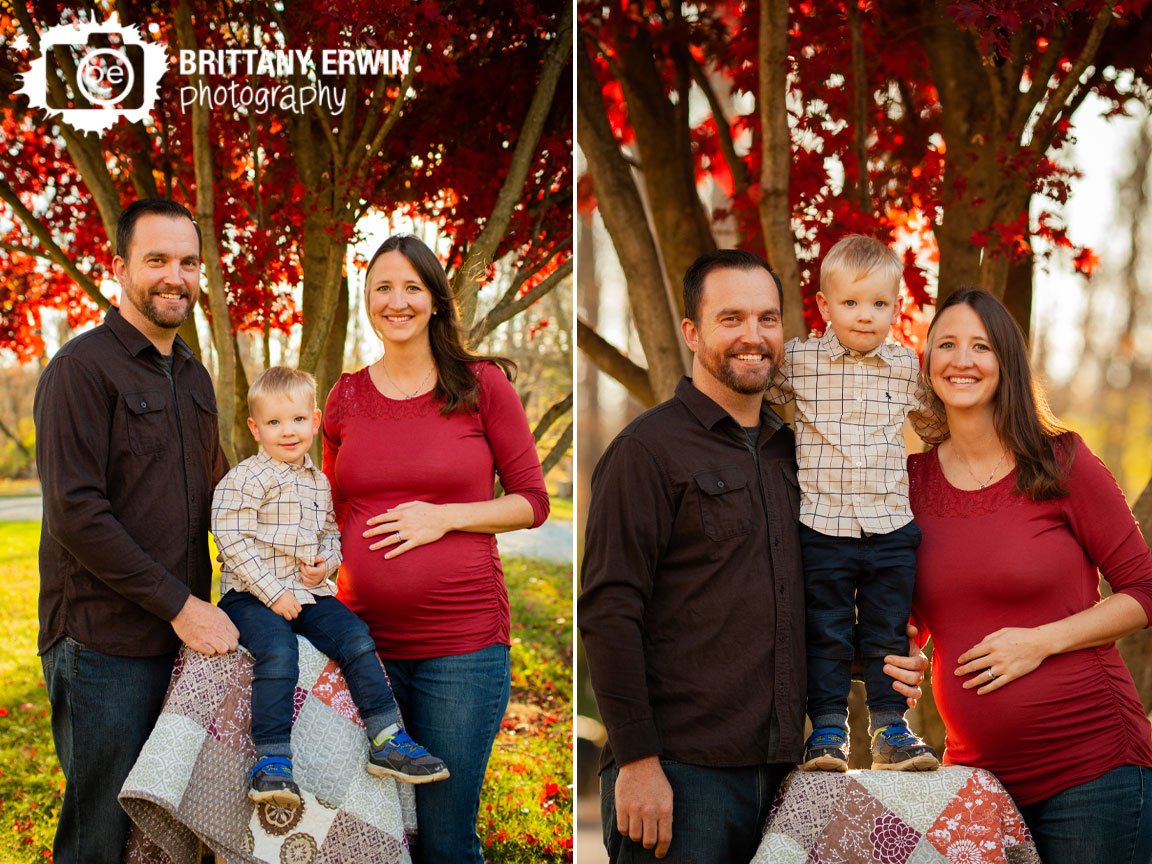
[34,198,238,864]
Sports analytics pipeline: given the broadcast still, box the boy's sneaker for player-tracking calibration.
[870,721,940,771]
[248,755,301,808]
[800,726,849,772]
[368,730,450,784]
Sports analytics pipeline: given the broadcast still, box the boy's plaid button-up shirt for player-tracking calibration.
[213,450,341,606]
[768,328,946,538]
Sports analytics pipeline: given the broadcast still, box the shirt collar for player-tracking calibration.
[817,326,895,365]
[675,376,785,433]
[254,448,317,473]
[104,305,194,360]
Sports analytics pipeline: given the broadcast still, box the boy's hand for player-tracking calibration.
[271,593,302,621]
[299,556,328,587]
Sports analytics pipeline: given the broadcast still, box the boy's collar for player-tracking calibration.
[254,448,317,472]
[818,327,895,364]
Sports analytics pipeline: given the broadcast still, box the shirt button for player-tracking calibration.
[717,480,725,488]
[140,401,147,408]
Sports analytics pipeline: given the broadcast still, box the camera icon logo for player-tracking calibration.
[17,16,167,135]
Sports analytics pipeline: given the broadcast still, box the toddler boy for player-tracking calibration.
[769,235,941,772]
[213,366,448,807]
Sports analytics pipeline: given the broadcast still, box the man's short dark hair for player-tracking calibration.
[683,249,782,322]
[116,199,202,259]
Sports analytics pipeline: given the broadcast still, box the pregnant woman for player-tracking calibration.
[323,235,549,863]
[892,288,1152,864]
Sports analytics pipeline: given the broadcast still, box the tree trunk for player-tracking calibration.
[610,27,715,307]
[1002,247,1034,339]
[174,0,236,466]
[757,0,804,340]
[577,37,684,402]
[313,271,350,464]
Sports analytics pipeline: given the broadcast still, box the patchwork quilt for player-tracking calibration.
[120,640,417,864]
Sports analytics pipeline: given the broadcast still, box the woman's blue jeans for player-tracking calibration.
[599,760,790,864]
[41,637,175,864]
[1016,765,1152,864]
[384,643,511,864]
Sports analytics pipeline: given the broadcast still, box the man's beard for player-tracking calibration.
[129,288,195,330]
[698,340,778,395]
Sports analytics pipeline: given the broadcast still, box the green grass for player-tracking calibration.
[0,523,57,861]
[0,524,572,864]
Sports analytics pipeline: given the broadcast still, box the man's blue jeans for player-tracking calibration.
[384,643,510,864]
[1016,765,1152,864]
[41,637,175,864]
[801,521,920,729]
[219,590,401,754]
[599,761,790,864]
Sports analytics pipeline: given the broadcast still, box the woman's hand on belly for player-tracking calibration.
[955,626,1050,695]
[365,500,455,558]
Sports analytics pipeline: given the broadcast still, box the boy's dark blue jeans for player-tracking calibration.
[800,521,921,730]
[220,590,401,756]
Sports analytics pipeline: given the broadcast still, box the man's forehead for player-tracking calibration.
[700,267,780,310]
[129,215,199,250]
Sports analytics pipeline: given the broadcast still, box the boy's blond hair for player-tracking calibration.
[820,235,903,297]
[247,366,317,416]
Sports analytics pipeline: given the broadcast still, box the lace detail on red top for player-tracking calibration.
[908,448,1026,519]
[330,368,441,421]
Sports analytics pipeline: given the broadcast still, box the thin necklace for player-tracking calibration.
[955,446,1008,489]
[380,357,434,399]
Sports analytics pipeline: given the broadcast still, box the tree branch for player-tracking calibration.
[347,48,422,186]
[453,2,573,324]
[688,56,748,197]
[577,317,656,407]
[470,258,572,343]
[0,177,109,309]
[539,421,572,479]
[532,392,572,442]
[1008,23,1068,142]
[1025,4,1113,158]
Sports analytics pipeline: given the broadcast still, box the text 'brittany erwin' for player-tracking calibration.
[176,48,411,77]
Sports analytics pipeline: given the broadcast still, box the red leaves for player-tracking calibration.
[1072,248,1099,275]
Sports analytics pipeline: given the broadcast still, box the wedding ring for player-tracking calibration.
[393,533,402,542]
[986,669,996,681]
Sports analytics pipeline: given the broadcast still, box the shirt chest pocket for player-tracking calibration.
[693,468,753,541]
[123,389,168,454]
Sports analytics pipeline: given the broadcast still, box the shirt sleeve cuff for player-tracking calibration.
[606,717,662,766]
